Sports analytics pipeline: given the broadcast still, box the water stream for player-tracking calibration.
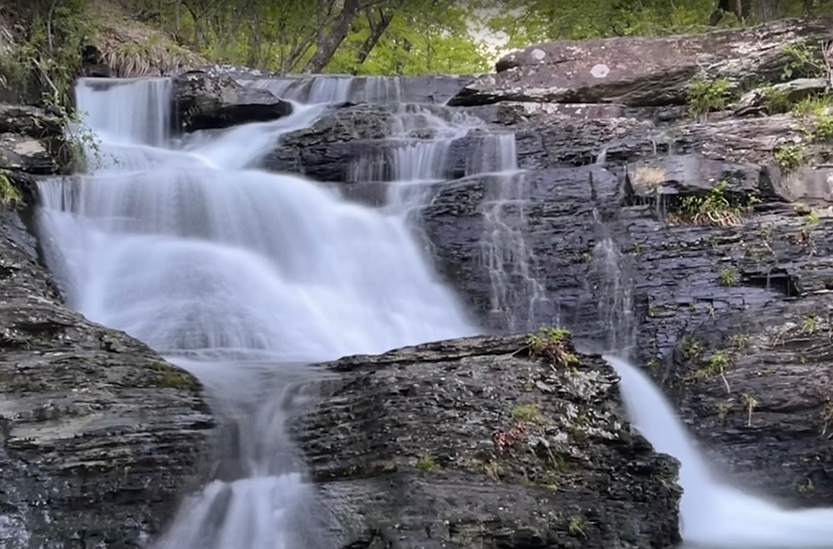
[31,75,833,549]
[36,77,479,548]
[593,238,833,549]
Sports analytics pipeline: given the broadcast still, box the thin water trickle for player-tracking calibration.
[36,77,480,548]
[474,133,550,332]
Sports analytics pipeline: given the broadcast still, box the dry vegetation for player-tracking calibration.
[94,1,205,77]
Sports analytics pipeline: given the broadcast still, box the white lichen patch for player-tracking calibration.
[590,64,611,78]
[531,48,546,61]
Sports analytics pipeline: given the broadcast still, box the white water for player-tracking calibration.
[594,240,833,549]
[474,133,550,332]
[607,355,833,549]
[31,75,833,549]
[36,77,479,548]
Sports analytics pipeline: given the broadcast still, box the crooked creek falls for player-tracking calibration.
[29,75,833,549]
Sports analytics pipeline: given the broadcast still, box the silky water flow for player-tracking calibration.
[35,77,479,549]
[33,76,833,549]
[591,238,833,549]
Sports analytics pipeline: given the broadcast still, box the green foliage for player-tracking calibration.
[792,95,833,118]
[675,180,758,227]
[0,171,22,207]
[527,327,579,367]
[760,85,792,114]
[128,0,489,76]
[719,267,740,287]
[567,515,588,538]
[416,453,438,472]
[687,77,734,119]
[774,145,806,172]
[1,0,98,106]
[150,362,199,390]
[482,0,722,47]
[781,43,826,81]
[512,403,545,425]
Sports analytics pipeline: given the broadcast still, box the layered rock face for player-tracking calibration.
[0,107,215,548]
[297,334,682,549]
[273,19,833,505]
[172,70,294,132]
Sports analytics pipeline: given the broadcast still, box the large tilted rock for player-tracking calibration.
[297,334,682,549]
[0,210,215,547]
[447,18,833,107]
[172,70,293,132]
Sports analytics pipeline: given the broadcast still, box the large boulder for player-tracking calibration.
[172,70,293,132]
[298,334,682,549]
[448,18,833,107]
[0,209,216,547]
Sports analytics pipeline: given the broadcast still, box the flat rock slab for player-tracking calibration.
[298,335,682,549]
[448,18,833,107]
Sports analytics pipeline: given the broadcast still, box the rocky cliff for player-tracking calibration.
[0,106,215,547]
[297,333,681,549]
[272,18,833,506]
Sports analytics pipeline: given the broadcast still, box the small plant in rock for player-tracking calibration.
[729,333,751,350]
[483,459,501,481]
[741,393,758,427]
[687,77,734,119]
[695,351,732,393]
[798,208,821,249]
[809,115,833,142]
[0,172,22,207]
[492,422,528,454]
[798,478,816,494]
[512,404,545,425]
[801,315,820,334]
[782,43,826,80]
[675,180,755,227]
[416,453,438,472]
[567,515,588,538]
[680,337,705,361]
[527,327,579,367]
[716,401,733,423]
[792,95,833,118]
[634,166,667,191]
[760,85,792,114]
[774,145,806,172]
[719,267,740,287]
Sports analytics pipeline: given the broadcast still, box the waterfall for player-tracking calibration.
[35,77,479,548]
[474,133,550,332]
[31,74,833,549]
[593,239,833,549]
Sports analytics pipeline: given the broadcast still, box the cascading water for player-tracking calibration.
[474,133,550,332]
[36,77,479,548]
[593,239,833,549]
[30,72,833,549]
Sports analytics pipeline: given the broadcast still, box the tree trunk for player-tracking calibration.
[355,8,394,66]
[303,0,362,73]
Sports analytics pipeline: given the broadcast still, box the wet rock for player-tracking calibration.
[448,18,833,107]
[0,210,215,547]
[232,73,475,104]
[298,334,682,549]
[268,103,481,182]
[0,104,66,176]
[172,70,293,132]
[734,78,827,116]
